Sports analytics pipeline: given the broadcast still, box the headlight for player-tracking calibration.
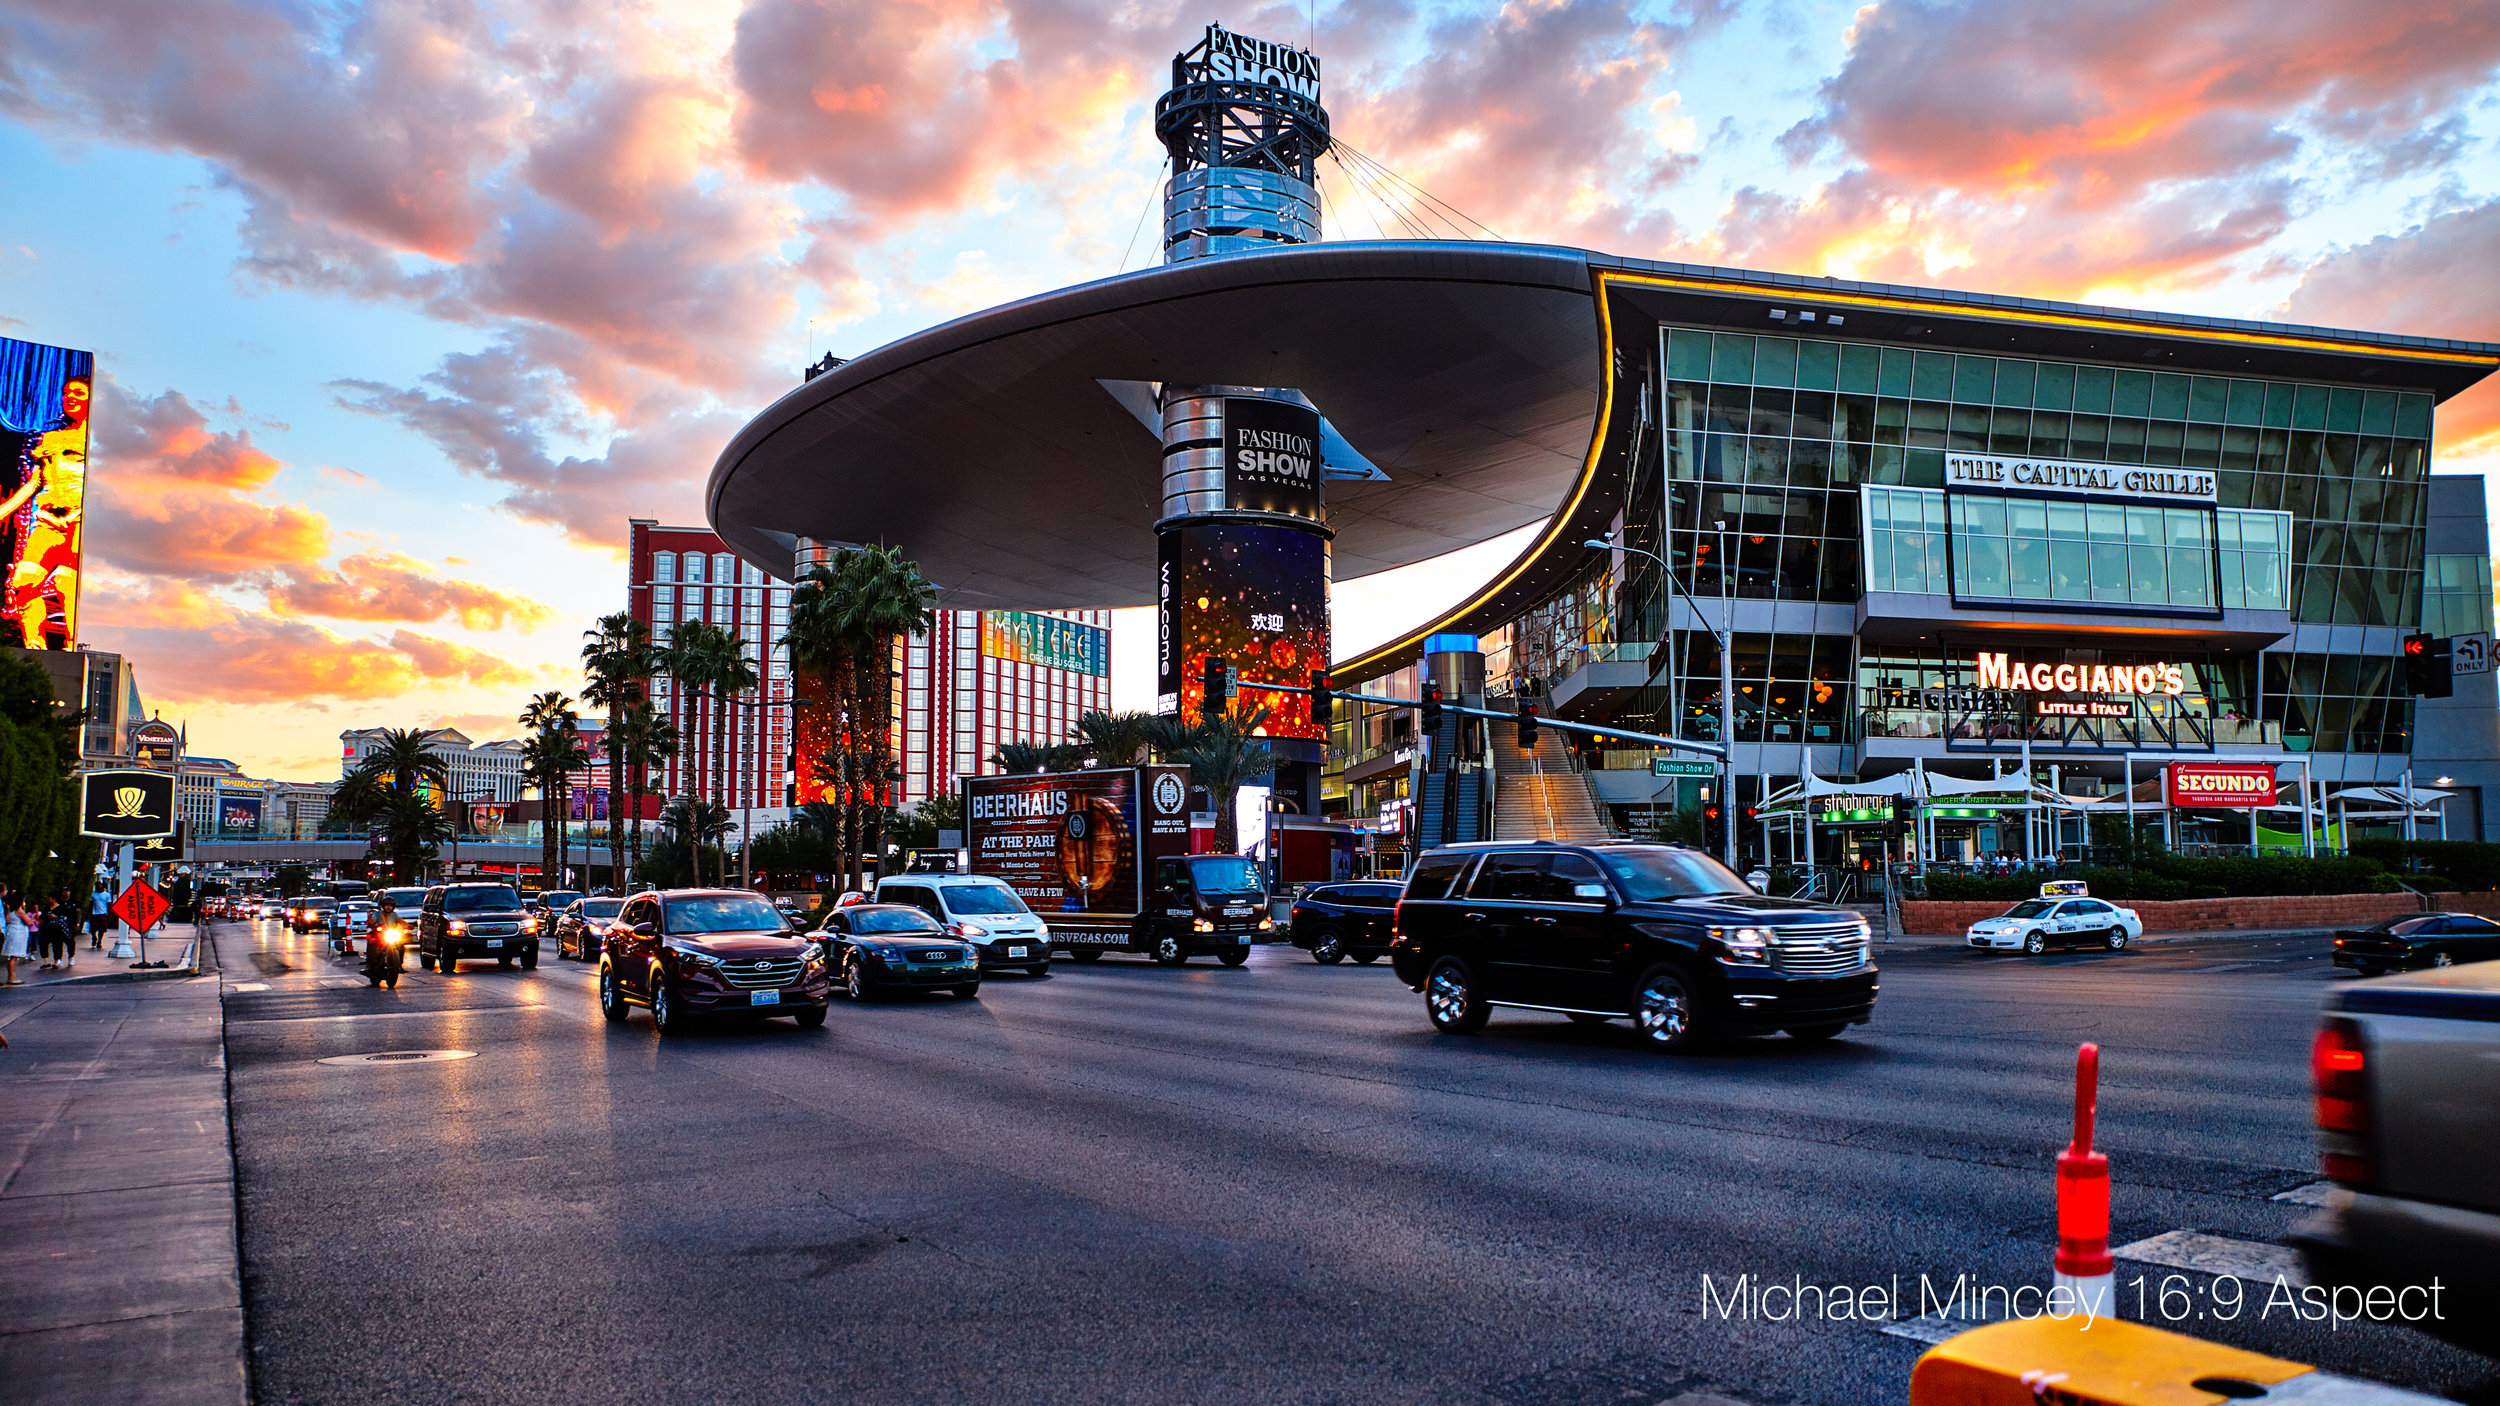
[1193,919,1214,933]
[446,919,467,934]
[672,946,720,967]
[1708,925,1771,966]
[521,916,540,933]
[381,930,404,946]
[950,922,988,938]
[1258,917,1273,930]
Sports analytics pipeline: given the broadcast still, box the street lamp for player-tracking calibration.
[1585,535,1738,870]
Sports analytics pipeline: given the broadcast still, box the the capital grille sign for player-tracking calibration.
[1947,453,2216,506]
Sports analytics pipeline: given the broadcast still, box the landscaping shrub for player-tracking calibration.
[2350,839,2500,892]
[1918,852,2390,903]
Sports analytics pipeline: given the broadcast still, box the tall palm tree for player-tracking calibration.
[815,545,937,889]
[1071,709,1158,767]
[333,728,450,880]
[712,640,760,886]
[607,697,679,889]
[1161,705,1277,853]
[664,620,745,871]
[582,613,657,890]
[520,692,582,889]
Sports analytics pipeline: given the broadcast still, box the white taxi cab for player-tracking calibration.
[1965,885,2143,954]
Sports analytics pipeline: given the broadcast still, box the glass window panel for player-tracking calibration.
[1788,438,1833,490]
[1710,334,1757,384]
[1878,348,1915,397]
[2065,414,2108,460]
[1948,404,1991,450]
[1904,449,1944,488]
[2150,374,2191,420]
[1964,529,2009,597]
[1667,329,1712,381]
[1837,394,1877,443]
[2090,538,2130,601]
[653,553,675,582]
[2225,380,2266,424]
[2123,506,2159,545]
[2032,362,2075,410]
[1961,496,2006,535]
[2026,411,2070,459]
[2070,365,2114,415]
[1922,492,1949,532]
[1795,340,1838,391]
[2181,422,2220,469]
[2326,388,2362,434]
[2291,384,2328,430]
[1744,437,1789,485]
[2395,393,2432,439]
[1953,355,1996,403]
[2104,418,2146,464]
[2263,382,2298,428]
[1867,516,1894,587]
[1989,409,2032,455]
[1839,344,1881,394]
[1993,360,2037,407]
[2111,370,2153,418]
[2166,508,2210,549]
[1907,402,1948,448]
[2009,532,2050,598]
[1790,389,1836,440]
[1911,351,1955,400]
[1754,336,1798,388]
[2144,419,2185,467]
[2050,539,2090,599]
[2130,542,2167,599]
[1748,386,1796,439]
[2188,377,2229,422]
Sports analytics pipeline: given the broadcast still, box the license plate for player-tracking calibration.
[1238,936,1251,945]
[751,990,780,1006]
[1007,946,1027,958]
[486,939,503,948]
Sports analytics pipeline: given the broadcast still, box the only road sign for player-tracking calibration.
[1650,758,1718,776]
[112,880,171,935]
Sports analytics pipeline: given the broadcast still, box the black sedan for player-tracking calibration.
[555,896,627,960]
[816,903,982,1000]
[1288,881,1402,964]
[2332,911,2500,974]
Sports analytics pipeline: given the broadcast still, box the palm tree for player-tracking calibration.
[1071,710,1159,767]
[664,620,746,875]
[607,698,679,889]
[712,640,760,886]
[332,728,450,879]
[783,545,938,891]
[653,795,733,887]
[991,741,1052,775]
[520,692,580,889]
[1160,705,1277,853]
[582,613,657,890]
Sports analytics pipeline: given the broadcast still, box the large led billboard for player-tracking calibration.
[0,335,92,650]
[789,661,841,805]
[218,792,264,837]
[1156,520,1329,740]
[980,610,1108,676]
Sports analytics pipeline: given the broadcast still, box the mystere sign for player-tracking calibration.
[1947,453,2216,506]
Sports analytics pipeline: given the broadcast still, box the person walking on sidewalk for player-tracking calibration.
[39,895,75,971]
[88,884,110,949]
[2,887,29,984]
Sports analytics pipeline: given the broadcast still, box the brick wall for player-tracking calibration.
[1898,892,2445,935]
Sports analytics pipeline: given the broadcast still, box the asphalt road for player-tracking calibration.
[211,919,2498,1405]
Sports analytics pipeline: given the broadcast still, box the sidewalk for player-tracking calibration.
[7,922,198,988]
[0,928,245,1405]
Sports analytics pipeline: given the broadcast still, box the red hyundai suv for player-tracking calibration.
[597,889,831,1035]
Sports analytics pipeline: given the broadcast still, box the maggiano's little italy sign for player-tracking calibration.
[1946,453,2216,506]
[1976,653,2187,696]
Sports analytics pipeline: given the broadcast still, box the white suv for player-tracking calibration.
[875,875,1053,977]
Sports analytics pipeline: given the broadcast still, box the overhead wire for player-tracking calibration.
[1330,138,1506,242]
[1117,157,1171,272]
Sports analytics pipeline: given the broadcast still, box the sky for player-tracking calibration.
[3,0,2497,782]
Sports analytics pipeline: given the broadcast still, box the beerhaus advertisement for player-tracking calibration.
[963,766,1191,925]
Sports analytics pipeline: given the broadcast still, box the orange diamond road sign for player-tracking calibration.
[112,880,170,935]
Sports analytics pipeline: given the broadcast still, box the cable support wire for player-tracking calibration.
[1118,157,1171,273]
[1328,148,1428,240]
[1326,139,1505,242]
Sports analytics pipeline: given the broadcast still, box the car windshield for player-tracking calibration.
[582,899,625,918]
[942,884,1029,916]
[539,891,582,909]
[1189,857,1264,895]
[2003,901,2056,918]
[853,908,944,934]
[383,889,427,906]
[301,898,335,909]
[444,887,521,912]
[666,896,788,935]
[1590,849,1752,901]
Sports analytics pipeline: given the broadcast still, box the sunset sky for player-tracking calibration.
[4,0,2497,781]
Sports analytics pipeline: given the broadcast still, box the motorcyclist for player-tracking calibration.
[363,916,407,988]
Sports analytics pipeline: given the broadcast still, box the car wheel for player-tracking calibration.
[2104,927,2128,952]
[439,954,458,975]
[1219,948,1249,967]
[2022,930,2046,955]
[954,984,980,999]
[1071,948,1102,964]
[385,973,398,989]
[1784,1023,1846,1042]
[2432,949,2456,968]
[843,957,868,1001]
[419,951,435,971]
[1633,964,1707,1051]
[1423,957,1489,1034]
[497,957,513,969]
[1566,1011,1613,1026]
[598,965,627,1022]
[1311,929,1345,964]
[521,948,539,970]
[794,1005,827,1029]
[650,976,681,1035]
[1153,932,1189,966]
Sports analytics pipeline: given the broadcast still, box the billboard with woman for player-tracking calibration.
[0,336,93,650]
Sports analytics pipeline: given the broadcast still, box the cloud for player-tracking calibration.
[84,383,331,580]
[79,578,533,704]
[268,551,554,631]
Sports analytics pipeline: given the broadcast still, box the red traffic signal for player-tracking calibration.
[1515,699,1539,749]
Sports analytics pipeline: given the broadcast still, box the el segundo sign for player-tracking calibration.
[2167,763,2276,809]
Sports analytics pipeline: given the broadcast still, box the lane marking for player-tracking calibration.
[2114,1230,2305,1285]
[231,982,269,993]
[2272,1180,2340,1207]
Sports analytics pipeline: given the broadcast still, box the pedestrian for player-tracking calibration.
[88,884,110,949]
[41,896,75,971]
[2,888,29,984]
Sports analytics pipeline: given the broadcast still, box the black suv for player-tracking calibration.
[1289,881,1401,964]
[420,882,537,973]
[1387,842,1877,1049]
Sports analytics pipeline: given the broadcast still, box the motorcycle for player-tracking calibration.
[364,923,406,988]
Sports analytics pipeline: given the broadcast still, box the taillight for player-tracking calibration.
[1391,899,1405,935]
[2311,1017,2373,1188]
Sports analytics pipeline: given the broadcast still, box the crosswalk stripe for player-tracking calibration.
[2114,1230,2305,1285]
[2272,1180,2340,1207]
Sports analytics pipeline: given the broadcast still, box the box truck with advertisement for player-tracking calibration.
[963,766,1272,964]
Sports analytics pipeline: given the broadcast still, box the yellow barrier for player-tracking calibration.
[1910,1314,2437,1405]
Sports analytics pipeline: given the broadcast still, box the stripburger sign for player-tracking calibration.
[2167,763,2277,809]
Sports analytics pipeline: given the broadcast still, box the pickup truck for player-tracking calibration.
[2292,960,2499,1357]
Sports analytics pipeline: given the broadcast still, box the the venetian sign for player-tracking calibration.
[1946,453,2216,505]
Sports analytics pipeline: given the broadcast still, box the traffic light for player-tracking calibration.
[1198,655,1235,724]
[1891,796,1915,839]
[1309,669,1332,726]
[1420,682,1444,731]
[1515,699,1539,749]
[2403,633,2453,699]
